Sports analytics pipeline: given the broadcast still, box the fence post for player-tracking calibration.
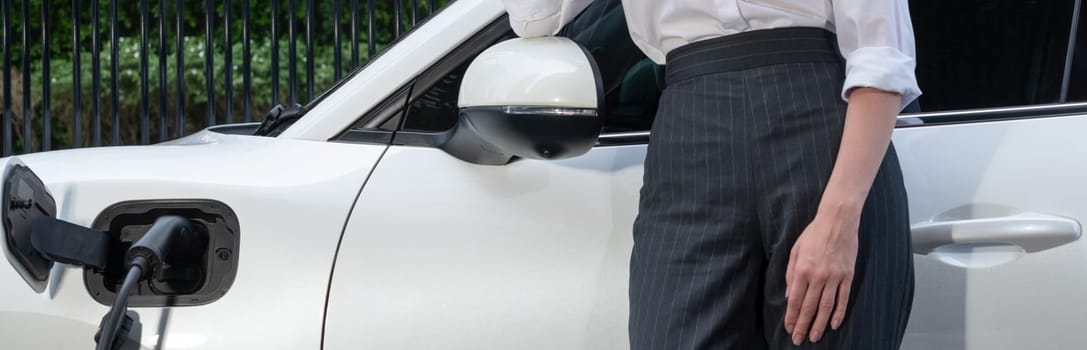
[2,0,12,156]
[71,0,81,148]
[271,0,280,106]
[110,0,120,145]
[92,0,102,146]
[393,0,401,37]
[139,0,150,145]
[175,0,185,137]
[305,0,314,102]
[350,0,358,68]
[23,0,33,153]
[243,0,252,122]
[289,0,297,105]
[204,0,215,127]
[225,0,233,124]
[412,0,418,26]
[367,0,375,57]
[158,0,168,142]
[334,0,342,81]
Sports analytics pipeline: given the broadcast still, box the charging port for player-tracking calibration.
[84,200,240,307]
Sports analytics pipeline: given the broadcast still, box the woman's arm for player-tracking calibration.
[822,89,903,210]
[784,87,902,345]
[784,0,921,345]
[502,0,593,38]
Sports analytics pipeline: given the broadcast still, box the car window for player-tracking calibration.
[402,0,658,134]
[909,0,1076,112]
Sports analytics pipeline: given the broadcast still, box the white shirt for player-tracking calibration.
[501,0,922,110]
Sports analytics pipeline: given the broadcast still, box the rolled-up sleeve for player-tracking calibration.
[833,0,922,111]
[502,0,594,38]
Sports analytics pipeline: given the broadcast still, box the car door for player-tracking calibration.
[898,1,1087,349]
[324,2,649,348]
[325,0,1087,349]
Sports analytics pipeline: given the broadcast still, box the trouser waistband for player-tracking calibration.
[664,27,842,85]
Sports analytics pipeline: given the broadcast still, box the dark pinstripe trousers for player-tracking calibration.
[629,30,915,350]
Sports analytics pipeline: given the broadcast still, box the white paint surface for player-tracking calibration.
[459,37,600,108]
[0,129,385,349]
[897,115,1087,350]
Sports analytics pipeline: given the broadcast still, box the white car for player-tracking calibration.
[2,0,1086,349]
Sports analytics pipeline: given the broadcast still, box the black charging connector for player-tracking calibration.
[93,311,142,350]
[125,216,208,282]
[95,216,209,350]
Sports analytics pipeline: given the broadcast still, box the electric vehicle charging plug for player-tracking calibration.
[95,216,208,350]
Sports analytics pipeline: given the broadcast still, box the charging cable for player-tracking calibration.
[95,256,147,350]
[94,216,207,350]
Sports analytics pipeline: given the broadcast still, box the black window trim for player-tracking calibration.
[342,89,1087,148]
[331,83,414,144]
[596,101,1087,146]
[896,101,1087,127]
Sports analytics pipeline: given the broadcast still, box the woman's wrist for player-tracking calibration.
[817,191,865,221]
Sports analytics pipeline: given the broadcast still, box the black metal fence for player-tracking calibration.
[0,0,452,155]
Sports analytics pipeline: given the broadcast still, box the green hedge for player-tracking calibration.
[1,0,454,152]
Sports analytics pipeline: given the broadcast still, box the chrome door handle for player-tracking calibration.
[911,212,1082,254]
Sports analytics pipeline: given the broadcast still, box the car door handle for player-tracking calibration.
[911,212,1082,254]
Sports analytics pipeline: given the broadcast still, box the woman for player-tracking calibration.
[504,1,920,348]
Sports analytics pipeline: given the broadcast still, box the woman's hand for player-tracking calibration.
[784,202,861,345]
[783,87,902,345]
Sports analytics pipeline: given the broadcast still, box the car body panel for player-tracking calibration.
[325,113,1087,350]
[896,114,1087,349]
[324,145,642,349]
[0,130,385,349]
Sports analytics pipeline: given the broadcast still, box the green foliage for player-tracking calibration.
[1,0,455,152]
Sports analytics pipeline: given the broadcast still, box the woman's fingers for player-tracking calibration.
[786,245,798,299]
[832,274,854,330]
[790,277,825,346]
[783,217,858,344]
[809,280,840,342]
[783,273,806,333]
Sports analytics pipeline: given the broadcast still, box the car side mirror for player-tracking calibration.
[443,37,603,165]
